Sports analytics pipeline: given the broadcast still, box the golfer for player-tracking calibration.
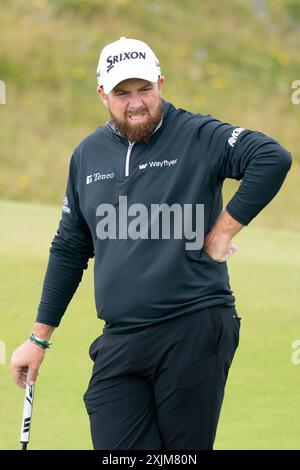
[11,37,292,450]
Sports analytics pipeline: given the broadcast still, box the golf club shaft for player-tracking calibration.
[20,371,35,450]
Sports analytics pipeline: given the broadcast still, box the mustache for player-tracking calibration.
[125,107,149,118]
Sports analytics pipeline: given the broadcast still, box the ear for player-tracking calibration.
[157,75,165,93]
[97,86,109,108]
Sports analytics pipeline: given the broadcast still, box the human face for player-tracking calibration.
[98,77,165,143]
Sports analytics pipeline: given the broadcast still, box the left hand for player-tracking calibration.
[203,233,237,263]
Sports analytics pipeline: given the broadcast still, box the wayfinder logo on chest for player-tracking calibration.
[107,51,146,72]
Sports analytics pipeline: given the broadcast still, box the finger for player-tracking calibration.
[29,368,39,385]
[21,374,29,386]
[17,376,27,389]
[12,366,23,385]
[223,251,233,261]
[19,370,29,389]
[17,372,27,388]
[13,367,28,388]
[225,246,236,257]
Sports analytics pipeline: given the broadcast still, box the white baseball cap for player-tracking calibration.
[96,37,161,94]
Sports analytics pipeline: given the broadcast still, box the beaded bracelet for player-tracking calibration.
[29,333,52,349]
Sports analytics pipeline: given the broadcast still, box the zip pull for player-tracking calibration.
[125,141,135,177]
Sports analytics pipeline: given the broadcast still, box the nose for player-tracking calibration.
[126,93,144,111]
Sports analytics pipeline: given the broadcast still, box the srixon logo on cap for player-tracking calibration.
[107,51,147,73]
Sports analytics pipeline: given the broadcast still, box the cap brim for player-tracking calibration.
[102,65,159,94]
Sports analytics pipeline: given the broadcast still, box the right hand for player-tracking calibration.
[11,340,46,389]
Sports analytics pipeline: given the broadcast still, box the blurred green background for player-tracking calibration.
[0,0,299,450]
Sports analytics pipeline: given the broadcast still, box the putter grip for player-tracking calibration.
[20,378,35,446]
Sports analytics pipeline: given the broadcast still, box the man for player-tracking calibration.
[11,37,292,450]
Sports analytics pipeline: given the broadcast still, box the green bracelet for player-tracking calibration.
[29,333,52,349]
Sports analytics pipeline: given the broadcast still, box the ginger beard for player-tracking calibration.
[109,99,163,143]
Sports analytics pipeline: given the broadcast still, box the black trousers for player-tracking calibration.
[83,305,241,450]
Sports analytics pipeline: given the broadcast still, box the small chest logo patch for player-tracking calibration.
[139,159,178,170]
[86,172,115,184]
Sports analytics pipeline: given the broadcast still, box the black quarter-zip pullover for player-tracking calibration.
[36,100,292,334]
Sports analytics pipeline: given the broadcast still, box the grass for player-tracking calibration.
[0,199,299,449]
